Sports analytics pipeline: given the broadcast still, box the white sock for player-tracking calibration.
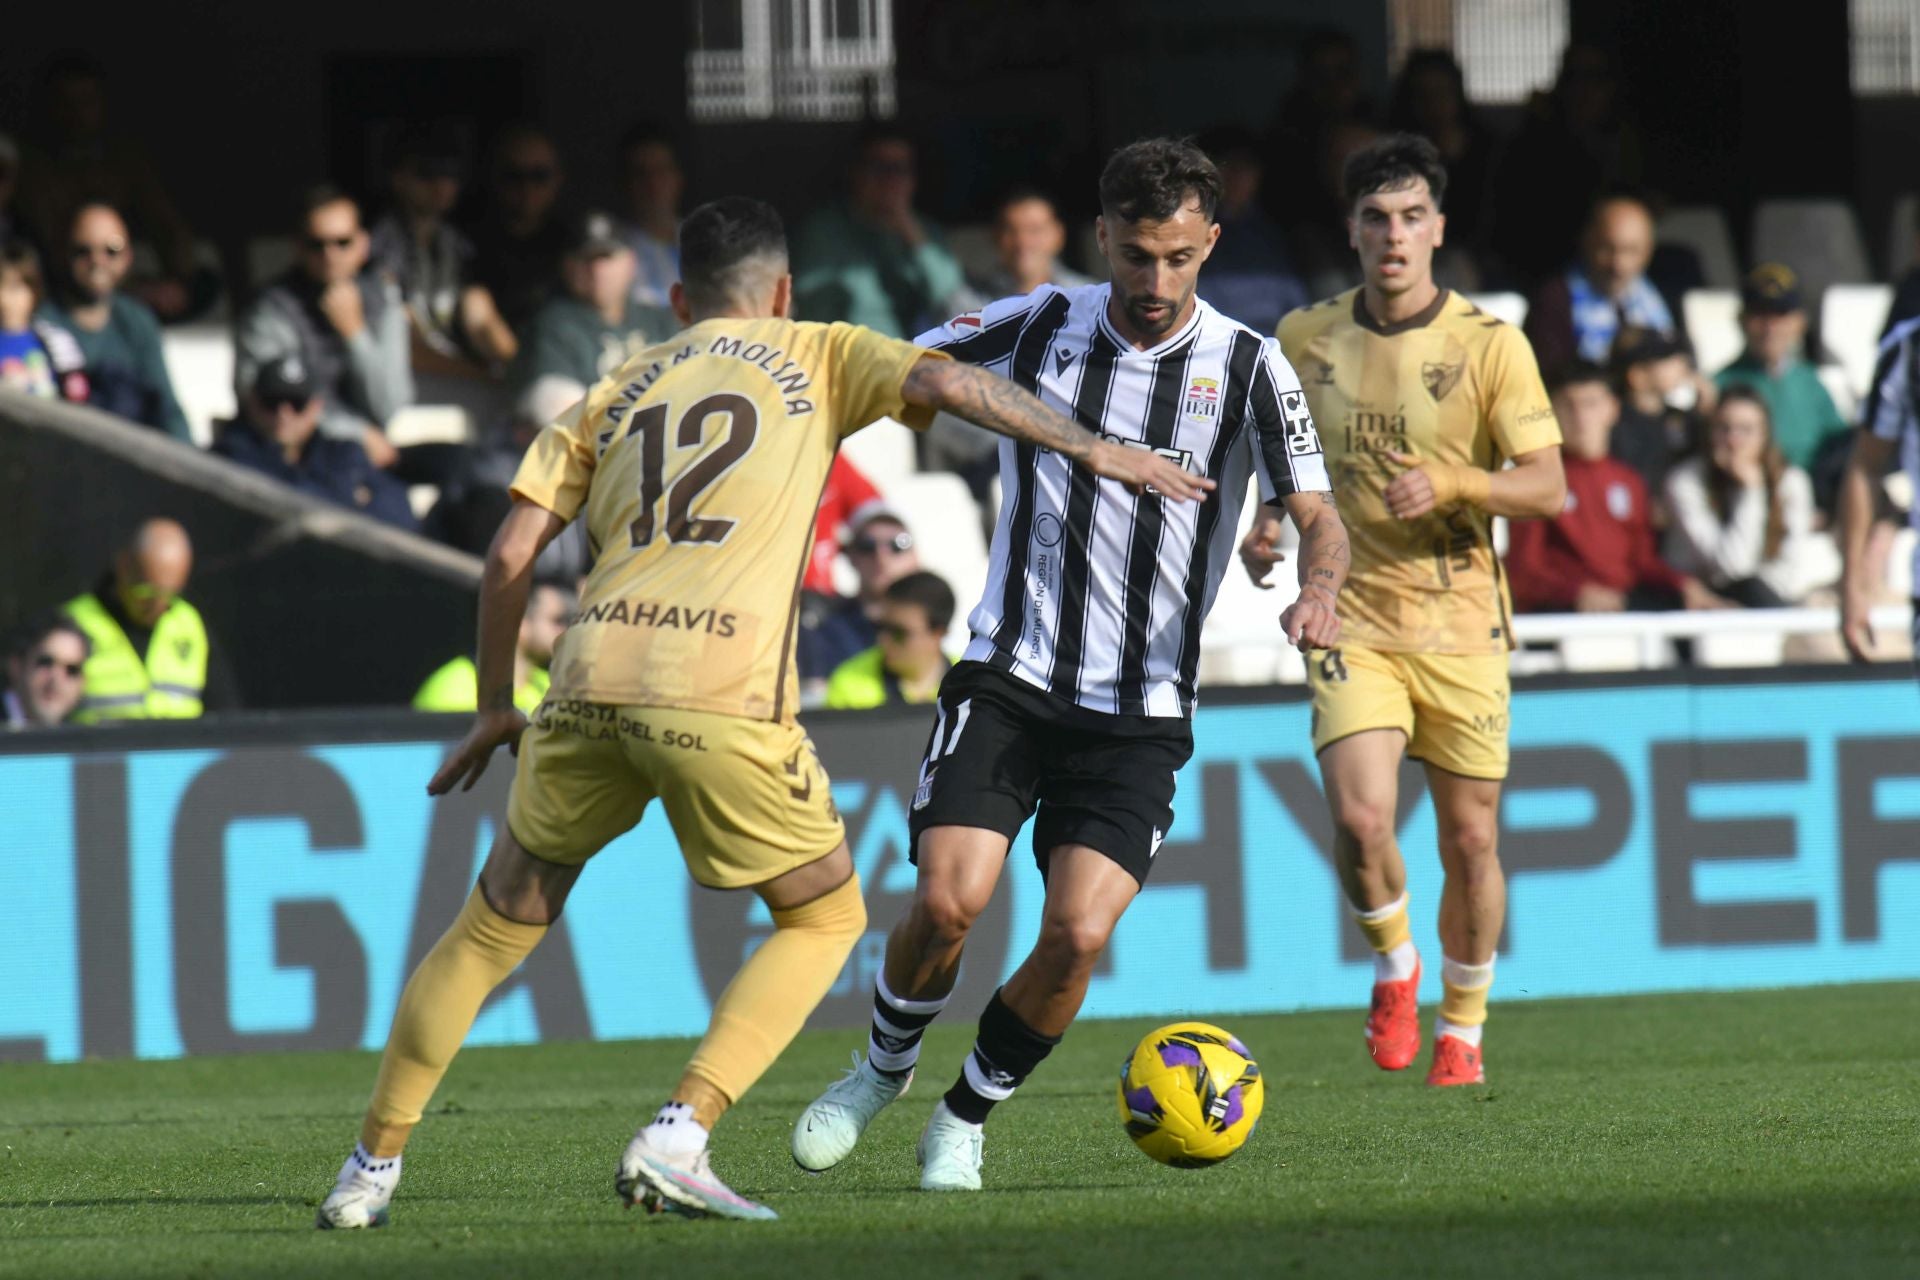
[1435,1018,1482,1047]
[345,1143,401,1184]
[642,1101,710,1158]
[1372,939,1418,983]
[1442,956,1495,990]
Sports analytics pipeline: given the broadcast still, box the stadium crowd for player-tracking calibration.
[1,38,1913,725]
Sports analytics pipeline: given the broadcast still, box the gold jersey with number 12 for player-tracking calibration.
[510,317,942,723]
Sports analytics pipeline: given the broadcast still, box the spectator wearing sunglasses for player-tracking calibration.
[36,202,190,439]
[825,571,956,710]
[236,186,414,467]
[797,507,922,698]
[62,518,240,721]
[469,124,572,333]
[792,124,968,338]
[3,611,90,729]
[212,355,416,530]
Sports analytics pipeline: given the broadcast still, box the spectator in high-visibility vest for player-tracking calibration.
[63,518,237,721]
[824,570,955,710]
[413,578,574,715]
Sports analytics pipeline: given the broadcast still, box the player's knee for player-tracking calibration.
[1332,795,1396,851]
[1035,914,1112,974]
[1440,819,1499,872]
[914,885,983,949]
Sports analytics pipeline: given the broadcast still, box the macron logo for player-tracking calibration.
[1054,347,1077,376]
[1150,827,1165,858]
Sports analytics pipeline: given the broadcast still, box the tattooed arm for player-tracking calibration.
[1274,491,1348,650]
[902,355,1215,502]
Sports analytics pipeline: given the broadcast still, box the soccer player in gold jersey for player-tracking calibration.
[1241,135,1565,1086]
[315,197,1209,1227]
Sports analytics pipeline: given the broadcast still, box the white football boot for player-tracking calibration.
[916,1101,984,1191]
[315,1146,400,1229]
[792,1053,913,1172]
[616,1132,778,1222]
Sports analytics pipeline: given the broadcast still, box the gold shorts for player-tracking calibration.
[505,700,845,888]
[1306,645,1511,781]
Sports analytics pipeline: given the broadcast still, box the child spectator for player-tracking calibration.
[0,240,88,402]
[1663,386,1821,607]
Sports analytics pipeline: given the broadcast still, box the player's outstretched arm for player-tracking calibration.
[1382,444,1565,521]
[1275,491,1348,651]
[901,356,1215,501]
[1838,429,1896,662]
[428,499,567,796]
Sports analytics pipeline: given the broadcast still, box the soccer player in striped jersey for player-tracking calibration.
[793,138,1350,1190]
[1240,135,1565,1086]
[1839,314,1920,664]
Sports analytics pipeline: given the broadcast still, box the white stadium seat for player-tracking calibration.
[1820,283,1894,397]
[1682,289,1744,375]
[839,415,919,494]
[159,323,237,447]
[1816,362,1857,423]
[1657,206,1742,290]
[887,471,990,617]
[1750,199,1872,321]
[1464,291,1528,328]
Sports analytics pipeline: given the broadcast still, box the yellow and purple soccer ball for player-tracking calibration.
[1116,1021,1264,1167]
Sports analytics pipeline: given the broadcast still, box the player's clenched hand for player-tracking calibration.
[1840,585,1877,663]
[1382,450,1440,520]
[1279,590,1340,651]
[428,707,528,796]
[1238,512,1288,588]
[1085,440,1216,501]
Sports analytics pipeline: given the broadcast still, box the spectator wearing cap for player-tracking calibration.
[62,518,240,721]
[469,124,570,333]
[1195,129,1309,334]
[825,570,955,709]
[369,125,518,385]
[1506,363,1728,613]
[793,125,968,337]
[36,202,190,439]
[616,124,684,310]
[797,508,921,697]
[4,611,90,729]
[1608,325,1711,501]
[212,354,417,530]
[0,239,89,403]
[508,211,675,392]
[1525,193,1674,376]
[804,453,885,595]
[236,186,414,467]
[1713,263,1849,477]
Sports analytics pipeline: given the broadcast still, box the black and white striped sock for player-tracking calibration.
[867,973,947,1079]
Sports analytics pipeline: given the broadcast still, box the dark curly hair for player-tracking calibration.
[1343,132,1449,210]
[1099,137,1222,224]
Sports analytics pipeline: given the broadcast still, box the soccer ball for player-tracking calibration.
[1116,1021,1263,1167]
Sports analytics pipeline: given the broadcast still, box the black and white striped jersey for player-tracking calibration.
[916,283,1331,718]
[1864,314,1920,607]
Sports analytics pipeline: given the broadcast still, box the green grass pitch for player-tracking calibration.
[3,983,1916,1279]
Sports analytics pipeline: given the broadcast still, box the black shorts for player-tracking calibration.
[907,661,1195,886]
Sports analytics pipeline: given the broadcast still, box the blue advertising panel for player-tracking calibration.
[3,672,1917,1064]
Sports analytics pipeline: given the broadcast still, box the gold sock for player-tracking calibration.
[1352,893,1412,954]
[359,886,547,1157]
[1439,956,1494,1027]
[680,874,867,1129]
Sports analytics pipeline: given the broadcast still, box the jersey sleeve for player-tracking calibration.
[1863,325,1916,443]
[912,287,1054,373]
[1482,323,1562,459]
[508,391,597,521]
[1247,336,1331,499]
[827,322,949,436]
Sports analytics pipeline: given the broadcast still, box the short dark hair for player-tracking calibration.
[619,120,677,158]
[678,197,787,309]
[1547,359,1614,397]
[0,239,45,298]
[9,609,90,663]
[1343,132,1448,211]
[995,185,1059,219]
[1099,137,1222,224]
[296,183,359,230]
[853,121,915,157]
[884,570,956,634]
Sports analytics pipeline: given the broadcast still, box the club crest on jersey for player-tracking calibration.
[1184,376,1220,419]
[1422,359,1465,402]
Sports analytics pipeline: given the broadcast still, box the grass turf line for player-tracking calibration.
[2,982,1916,1280]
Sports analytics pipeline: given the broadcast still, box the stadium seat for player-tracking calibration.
[159,323,237,447]
[1888,193,1918,279]
[1656,206,1741,290]
[1820,284,1895,397]
[1464,291,1528,328]
[1816,362,1857,422]
[840,415,919,493]
[1750,199,1872,323]
[887,471,989,614]
[945,224,998,286]
[1694,630,1786,668]
[385,404,473,447]
[1682,289,1744,375]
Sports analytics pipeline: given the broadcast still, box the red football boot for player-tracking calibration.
[1425,1033,1486,1087]
[1364,956,1421,1071]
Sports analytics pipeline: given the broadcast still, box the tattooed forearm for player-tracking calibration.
[904,358,1098,460]
[1285,489,1350,600]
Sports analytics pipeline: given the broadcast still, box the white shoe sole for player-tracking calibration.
[617,1155,778,1222]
